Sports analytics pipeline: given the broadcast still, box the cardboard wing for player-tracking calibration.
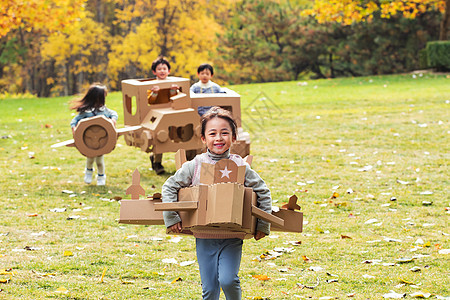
[119,197,165,225]
[119,169,164,225]
[119,162,303,235]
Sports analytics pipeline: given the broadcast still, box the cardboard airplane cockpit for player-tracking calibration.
[121,76,250,159]
[51,115,141,157]
[119,150,303,238]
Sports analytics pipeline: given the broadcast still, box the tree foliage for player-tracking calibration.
[216,0,441,83]
[303,0,445,24]
[303,0,449,39]
[0,0,231,96]
[0,0,86,38]
[0,0,445,96]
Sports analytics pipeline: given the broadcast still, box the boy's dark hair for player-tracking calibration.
[152,57,171,72]
[71,83,107,112]
[201,106,237,140]
[197,63,214,75]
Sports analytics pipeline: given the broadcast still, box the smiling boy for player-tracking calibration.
[148,57,179,174]
[190,64,225,116]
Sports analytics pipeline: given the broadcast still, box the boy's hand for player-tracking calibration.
[151,86,160,93]
[254,230,266,241]
[169,222,182,233]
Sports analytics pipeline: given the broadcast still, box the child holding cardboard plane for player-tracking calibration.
[147,56,180,174]
[162,106,272,300]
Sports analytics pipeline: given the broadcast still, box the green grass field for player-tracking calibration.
[0,73,449,299]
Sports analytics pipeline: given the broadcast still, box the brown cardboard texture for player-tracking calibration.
[126,169,146,200]
[271,208,303,232]
[119,169,165,225]
[241,187,257,233]
[178,185,208,228]
[118,160,303,236]
[200,159,245,185]
[206,183,245,227]
[120,77,251,167]
[271,195,303,233]
[119,198,165,225]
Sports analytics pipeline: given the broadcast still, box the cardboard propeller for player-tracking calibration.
[51,115,141,157]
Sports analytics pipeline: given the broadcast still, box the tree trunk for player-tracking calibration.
[439,0,450,40]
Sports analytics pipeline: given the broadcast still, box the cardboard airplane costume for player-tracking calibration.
[52,76,250,163]
[121,77,250,159]
[119,150,303,238]
[51,115,141,157]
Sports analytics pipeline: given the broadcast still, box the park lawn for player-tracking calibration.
[0,73,449,299]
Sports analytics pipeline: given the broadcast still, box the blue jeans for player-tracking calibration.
[196,238,243,300]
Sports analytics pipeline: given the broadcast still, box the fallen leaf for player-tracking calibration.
[180,260,195,267]
[396,180,410,185]
[384,237,402,243]
[419,191,433,195]
[162,258,178,264]
[49,208,66,213]
[55,287,68,294]
[120,276,133,284]
[27,213,38,217]
[410,291,432,298]
[24,245,40,251]
[63,251,73,257]
[409,266,421,272]
[171,277,182,283]
[398,276,415,284]
[383,290,406,298]
[287,241,301,246]
[365,218,379,225]
[99,267,107,283]
[341,235,352,239]
[396,257,414,263]
[331,192,339,199]
[252,274,270,281]
[302,255,311,262]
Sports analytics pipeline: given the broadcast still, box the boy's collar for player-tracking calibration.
[199,80,213,88]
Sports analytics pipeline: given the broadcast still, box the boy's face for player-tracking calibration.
[153,63,170,80]
[201,117,235,155]
[198,69,212,84]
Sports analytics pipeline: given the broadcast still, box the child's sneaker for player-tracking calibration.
[97,174,106,186]
[84,169,93,184]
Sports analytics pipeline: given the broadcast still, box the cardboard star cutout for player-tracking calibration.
[220,166,233,178]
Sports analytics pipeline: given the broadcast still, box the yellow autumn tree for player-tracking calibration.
[303,0,448,39]
[107,0,226,89]
[41,12,111,95]
[0,0,86,37]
